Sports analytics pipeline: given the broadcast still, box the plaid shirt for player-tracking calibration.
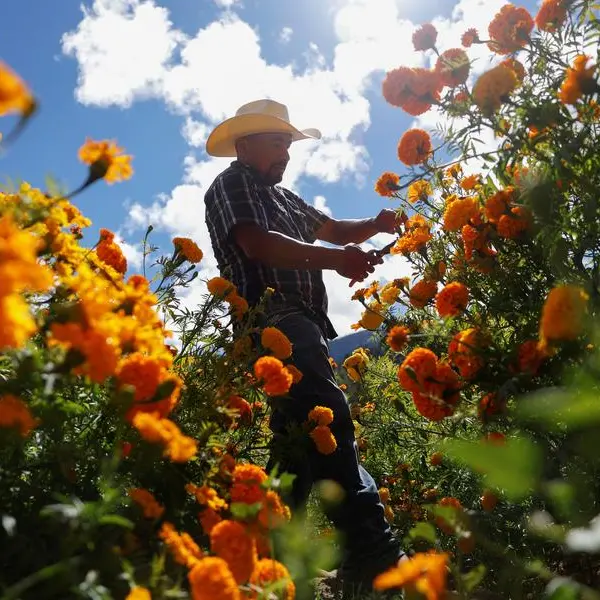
[205,160,332,320]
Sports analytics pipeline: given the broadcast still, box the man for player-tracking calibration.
[204,99,404,593]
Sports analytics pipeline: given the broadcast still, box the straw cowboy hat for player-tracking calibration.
[205,99,322,157]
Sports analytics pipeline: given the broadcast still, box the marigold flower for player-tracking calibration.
[0,394,38,436]
[248,559,295,600]
[0,294,38,350]
[0,60,35,117]
[116,353,163,403]
[231,463,268,504]
[473,64,518,116]
[397,129,433,166]
[540,285,589,344]
[461,28,479,48]
[210,520,257,584]
[397,348,438,393]
[501,57,526,83]
[409,279,438,309]
[308,406,334,426]
[460,174,480,191]
[187,483,228,512]
[382,67,442,116]
[253,356,293,396]
[497,206,531,239]
[357,301,385,331]
[132,412,197,462]
[392,215,433,255]
[435,282,469,318]
[373,550,449,597]
[188,557,241,600]
[559,55,597,105]
[125,588,151,600]
[443,196,480,232]
[448,328,484,379]
[96,233,128,274]
[173,237,203,263]
[435,497,463,534]
[485,187,515,222]
[488,4,534,54]
[478,393,503,419]
[517,340,546,375]
[258,490,291,529]
[413,362,461,421]
[226,395,253,422]
[343,348,369,382]
[436,48,470,88]
[380,282,400,305]
[159,522,203,568]
[386,325,410,352]
[261,327,293,360]
[207,277,237,298]
[407,179,432,203]
[286,364,303,384]
[78,138,133,184]
[375,172,400,197]
[535,0,568,32]
[199,508,223,534]
[229,294,249,320]
[310,425,337,455]
[129,488,165,519]
[412,23,438,51]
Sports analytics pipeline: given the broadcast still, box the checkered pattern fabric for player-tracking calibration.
[205,160,331,314]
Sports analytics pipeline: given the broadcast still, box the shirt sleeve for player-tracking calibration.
[285,190,331,242]
[206,169,269,242]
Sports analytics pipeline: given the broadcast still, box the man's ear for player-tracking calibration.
[235,137,247,158]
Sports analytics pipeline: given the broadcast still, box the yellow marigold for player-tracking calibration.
[443,196,480,232]
[488,4,534,54]
[461,28,479,48]
[379,487,391,503]
[412,23,437,51]
[375,172,400,197]
[448,328,484,379]
[159,522,203,568]
[536,0,568,32]
[165,429,198,463]
[308,406,334,426]
[374,551,448,598]
[128,488,165,519]
[116,353,163,403]
[407,179,432,203]
[207,277,237,298]
[559,54,596,105]
[78,138,133,184]
[125,587,151,600]
[343,348,370,382]
[310,425,337,455]
[210,520,257,584]
[0,394,38,436]
[199,508,222,535]
[261,327,293,360]
[386,325,410,352]
[540,285,589,344]
[473,64,518,116]
[132,412,197,462]
[397,129,433,166]
[391,215,433,255]
[0,60,35,116]
[357,301,385,331]
[0,294,38,349]
[248,559,295,600]
[186,483,228,512]
[173,237,203,263]
[258,490,291,529]
[286,364,303,384]
[231,463,268,505]
[188,557,241,600]
[380,282,400,305]
[435,282,469,318]
[253,356,293,396]
[435,48,470,88]
[397,348,438,393]
[409,279,438,309]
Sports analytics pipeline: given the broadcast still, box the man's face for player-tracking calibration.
[237,132,292,185]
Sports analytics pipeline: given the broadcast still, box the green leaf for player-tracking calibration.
[446,436,542,500]
[230,502,262,521]
[462,564,487,594]
[98,515,134,530]
[408,522,437,544]
[545,578,581,600]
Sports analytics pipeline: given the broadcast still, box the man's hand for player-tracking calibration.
[374,208,401,234]
[334,245,383,286]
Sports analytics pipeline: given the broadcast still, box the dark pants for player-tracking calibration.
[263,308,401,577]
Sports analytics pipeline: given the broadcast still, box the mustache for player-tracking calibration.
[272,162,288,169]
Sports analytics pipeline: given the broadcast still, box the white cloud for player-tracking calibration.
[214,0,241,7]
[313,195,332,217]
[115,233,143,269]
[279,26,293,44]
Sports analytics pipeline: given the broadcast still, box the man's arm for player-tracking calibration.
[315,209,399,245]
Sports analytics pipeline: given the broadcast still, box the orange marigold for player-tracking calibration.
[412,23,438,51]
[412,362,461,421]
[397,348,438,393]
[485,187,516,222]
[173,237,203,263]
[258,490,291,529]
[308,406,334,426]
[488,4,534,54]
[159,522,203,568]
[125,588,151,600]
[386,325,410,352]
[443,196,480,232]
[461,28,479,48]
[535,0,568,32]
[128,488,165,519]
[248,559,295,600]
[478,392,503,419]
[187,484,228,512]
[375,172,401,197]
[226,395,253,423]
[392,217,433,255]
[540,285,589,344]
[261,327,293,360]
[409,279,438,309]
[207,276,237,298]
[517,340,546,375]
[231,463,268,504]
[286,364,303,384]
[448,328,484,379]
[496,206,531,239]
[188,557,241,600]
[501,57,526,83]
[374,551,449,598]
[382,67,442,116]
[435,497,463,534]
[435,282,469,318]
[310,425,338,455]
[0,61,36,117]
[397,129,433,166]
[436,48,470,88]
[96,234,127,274]
[199,508,222,535]
[473,64,518,116]
[460,174,480,191]
[559,54,597,105]
[78,138,133,184]
[407,179,432,203]
[210,520,257,584]
[253,356,293,396]
[0,394,38,436]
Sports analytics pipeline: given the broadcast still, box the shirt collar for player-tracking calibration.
[231,160,273,187]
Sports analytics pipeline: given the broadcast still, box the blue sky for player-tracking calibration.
[0,0,540,333]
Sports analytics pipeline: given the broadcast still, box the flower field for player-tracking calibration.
[2,1,600,599]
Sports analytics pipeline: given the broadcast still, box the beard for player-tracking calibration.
[264,162,287,185]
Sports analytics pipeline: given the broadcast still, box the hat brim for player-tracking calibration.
[205,113,321,157]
